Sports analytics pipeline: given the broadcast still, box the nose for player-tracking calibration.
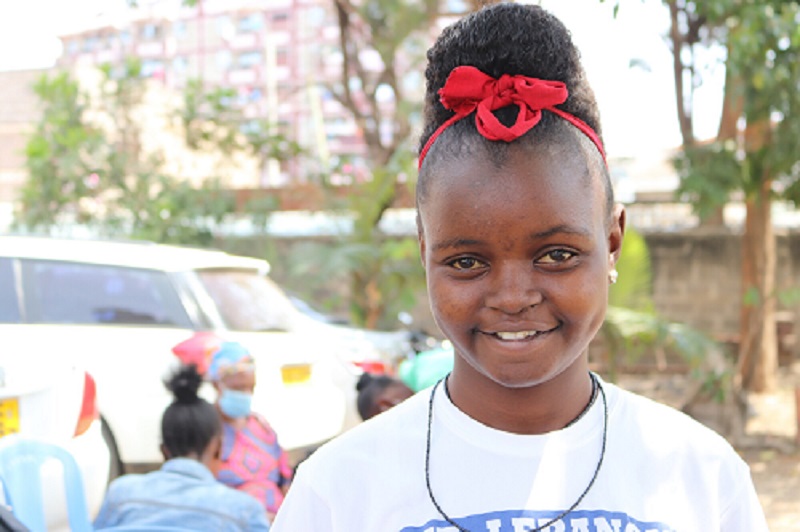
[484,260,543,314]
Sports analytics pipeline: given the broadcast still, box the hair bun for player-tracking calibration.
[356,372,375,392]
[165,364,203,404]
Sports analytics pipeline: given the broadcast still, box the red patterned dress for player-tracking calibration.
[217,413,293,516]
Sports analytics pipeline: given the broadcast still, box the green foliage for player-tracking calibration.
[18,63,277,246]
[609,227,653,312]
[182,80,303,166]
[600,306,728,392]
[318,0,436,328]
[17,73,103,228]
[778,287,800,307]
[289,148,424,329]
[673,141,743,217]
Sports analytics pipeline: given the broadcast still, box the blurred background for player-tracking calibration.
[0,0,799,527]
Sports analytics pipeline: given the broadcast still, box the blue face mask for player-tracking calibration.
[218,389,253,419]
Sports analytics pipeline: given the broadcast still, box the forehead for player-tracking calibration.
[419,141,606,238]
[221,370,256,389]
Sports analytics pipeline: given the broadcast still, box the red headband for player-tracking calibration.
[417,66,606,169]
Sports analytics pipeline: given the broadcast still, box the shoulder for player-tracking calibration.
[103,471,147,500]
[297,388,430,478]
[248,412,280,439]
[605,382,746,466]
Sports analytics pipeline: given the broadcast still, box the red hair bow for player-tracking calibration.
[418,66,605,168]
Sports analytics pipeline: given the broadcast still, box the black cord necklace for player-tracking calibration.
[425,372,608,532]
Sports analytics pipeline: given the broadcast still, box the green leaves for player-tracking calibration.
[18,64,271,246]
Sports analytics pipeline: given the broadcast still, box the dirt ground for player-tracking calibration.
[618,364,800,531]
[741,370,800,532]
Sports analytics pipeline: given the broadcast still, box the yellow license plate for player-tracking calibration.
[281,364,311,385]
[0,398,19,437]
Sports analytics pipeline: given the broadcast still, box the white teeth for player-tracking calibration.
[495,331,539,340]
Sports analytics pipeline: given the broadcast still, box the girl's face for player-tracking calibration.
[418,140,624,391]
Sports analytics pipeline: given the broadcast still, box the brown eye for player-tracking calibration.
[537,249,576,264]
[451,257,484,270]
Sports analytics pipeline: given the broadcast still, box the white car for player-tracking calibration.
[0,235,409,470]
[0,352,110,530]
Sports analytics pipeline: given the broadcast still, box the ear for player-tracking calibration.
[205,434,223,475]
[608,203,626,269]
[160,443,170,461]
[210,434,222,459]
[376,397,397,414]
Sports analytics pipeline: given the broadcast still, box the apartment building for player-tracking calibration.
[57,0,367,186]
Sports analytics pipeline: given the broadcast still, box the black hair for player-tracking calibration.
[161,364,221,458]
[417,3,612,211]
[356,373,401,421]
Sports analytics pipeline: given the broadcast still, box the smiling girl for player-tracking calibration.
[272,4,767,531]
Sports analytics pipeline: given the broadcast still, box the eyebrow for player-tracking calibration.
[431,238,483,252]
[531,224,593,240]
[431,225,592,252]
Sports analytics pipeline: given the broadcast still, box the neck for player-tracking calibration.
[446,361,594,434]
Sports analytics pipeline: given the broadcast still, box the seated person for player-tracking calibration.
[93,364,270,531]
[208,342,293,522]
[356,372,414,421]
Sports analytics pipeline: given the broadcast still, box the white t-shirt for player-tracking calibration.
[272,379,767,532]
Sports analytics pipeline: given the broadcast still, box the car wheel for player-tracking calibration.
[101,417,124,482]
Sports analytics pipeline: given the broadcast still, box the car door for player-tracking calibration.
[7,258,197,465]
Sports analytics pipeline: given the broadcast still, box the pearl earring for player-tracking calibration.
[608,270,618,285]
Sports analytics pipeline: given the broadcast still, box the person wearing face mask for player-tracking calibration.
[94,364,270,531]
[208,342,293,522]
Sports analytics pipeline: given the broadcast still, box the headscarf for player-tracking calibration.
[207,341,255,382]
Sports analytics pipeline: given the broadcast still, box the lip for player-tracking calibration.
[477,323,560,342]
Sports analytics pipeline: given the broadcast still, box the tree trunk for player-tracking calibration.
[738,179,777,392]
[667,0,694,150]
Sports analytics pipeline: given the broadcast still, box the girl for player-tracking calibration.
[94,364,270,531]
[356,372,414,420]
[272,4,767,531]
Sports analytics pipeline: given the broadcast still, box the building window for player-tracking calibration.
[237,13,263,33]
[141,59,165,78]
[173,56,188,73]
[82,36,99,52]
[216,50,232,70]
[141,23,162,40]
[237,51,263,68]
[173,20,188,40]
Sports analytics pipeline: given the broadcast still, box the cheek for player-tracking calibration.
[553,275,608,329]
[427,274,477,331]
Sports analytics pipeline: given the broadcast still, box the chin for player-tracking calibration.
[473,354,585,390]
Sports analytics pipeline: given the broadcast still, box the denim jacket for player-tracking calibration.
[94,458,270,531]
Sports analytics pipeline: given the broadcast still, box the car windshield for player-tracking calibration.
[18,259,191,327]
[196,269,301,332]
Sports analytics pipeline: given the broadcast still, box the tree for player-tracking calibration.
[606,0,800,391]
[308,0,438,327]
[18,73,104,228]
[18,63,274,246]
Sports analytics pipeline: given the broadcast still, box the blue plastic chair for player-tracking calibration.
[0,435,92,532]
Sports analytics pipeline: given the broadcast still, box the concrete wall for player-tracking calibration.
[645,228,800,359]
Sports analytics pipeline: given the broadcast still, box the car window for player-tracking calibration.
[20,260,192,327]
[196,269,300,332]
[0,259,21,323]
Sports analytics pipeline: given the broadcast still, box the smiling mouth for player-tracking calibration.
[483,326,559,341]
